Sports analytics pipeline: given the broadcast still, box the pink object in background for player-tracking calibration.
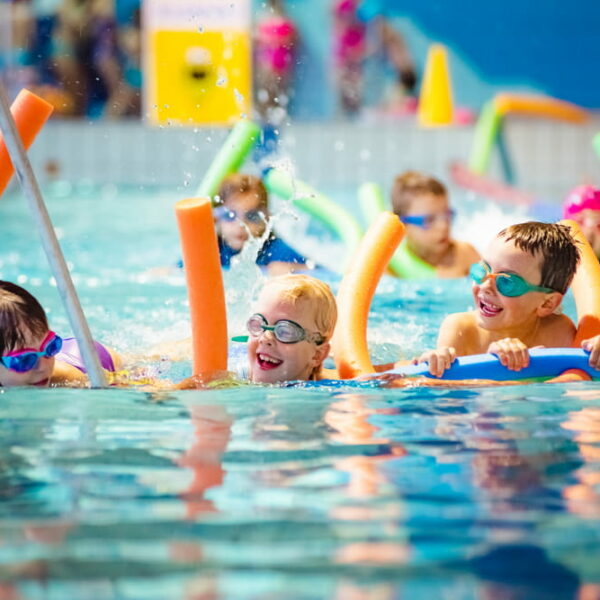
[563,185,600,220]
[256,16,296,75]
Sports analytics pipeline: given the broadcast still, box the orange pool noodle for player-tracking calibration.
[493,94,587,124]
[333,212,404,379]
[544,220,600,383]
[559,220,600,345]
[0,89,54,196]
[175,198,228,376]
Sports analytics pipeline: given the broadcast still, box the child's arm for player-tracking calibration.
[51,361,102,386]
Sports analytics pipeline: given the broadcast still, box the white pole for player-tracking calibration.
[0,83,107,388]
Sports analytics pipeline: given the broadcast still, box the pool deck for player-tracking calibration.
[23,115,600,201]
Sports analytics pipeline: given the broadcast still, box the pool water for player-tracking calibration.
[1,184,599,599]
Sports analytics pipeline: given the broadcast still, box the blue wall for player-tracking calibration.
[268,0,600,118]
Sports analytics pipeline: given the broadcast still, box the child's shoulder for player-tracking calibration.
[453,239,480,267]
[438,310,480,351]
[443,310,478,329]
[438,240,480,277]
[538,312,577,346]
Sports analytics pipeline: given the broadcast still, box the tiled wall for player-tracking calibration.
[23,117,600,201]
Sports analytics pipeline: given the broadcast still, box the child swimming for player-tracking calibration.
[0,280,119,387]
[392,171,480,277]
[245,274,337,383]
[416,222,600,376]
[562,185,600,260]
[213,173,309,275]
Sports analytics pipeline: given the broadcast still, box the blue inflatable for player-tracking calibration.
[304,348,600,388]
[388,348,599,381]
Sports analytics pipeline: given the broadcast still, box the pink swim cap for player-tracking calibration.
[562,185,600,219]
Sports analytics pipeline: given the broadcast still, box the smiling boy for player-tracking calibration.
[417,222,600,376]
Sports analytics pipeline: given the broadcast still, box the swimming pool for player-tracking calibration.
[1,183,599,598]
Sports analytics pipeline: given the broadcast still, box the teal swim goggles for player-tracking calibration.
[469,261,556,297]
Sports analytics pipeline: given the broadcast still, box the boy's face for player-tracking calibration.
[0,329,54,387]
[218,192,268,251]
[576,209,600,259]
[473,237,558,332]
[404,193,452,256]
[247,287,329,384]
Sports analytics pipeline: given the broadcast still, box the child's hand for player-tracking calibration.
[413,347,457,378]
[581,335,600,370]
[487,338,529,371]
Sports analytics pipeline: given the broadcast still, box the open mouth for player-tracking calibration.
[257,353,283,371]
[479,297,503,318]
[34,378,49,387]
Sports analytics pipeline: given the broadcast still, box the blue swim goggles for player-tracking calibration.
[1,331,63,373]
[470,261,556,297]
[214,206,265,225]
[399,209,455,229]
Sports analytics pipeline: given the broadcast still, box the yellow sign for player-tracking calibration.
[144,0,252,126]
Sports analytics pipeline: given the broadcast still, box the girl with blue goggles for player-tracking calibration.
[1,331,63,373]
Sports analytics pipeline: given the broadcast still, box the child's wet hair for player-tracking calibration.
[0,281,48,356]
[216,174,268,209]
[391,170,447,216]
[261,274,337,342]
[497,222,580,294]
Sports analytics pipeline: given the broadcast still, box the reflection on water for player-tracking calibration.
[0,384,598,598]
[0,185,597,597]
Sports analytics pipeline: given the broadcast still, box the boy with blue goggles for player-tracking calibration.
[414,222,600,376]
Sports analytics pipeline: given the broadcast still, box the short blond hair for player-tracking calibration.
[261,274,337,342]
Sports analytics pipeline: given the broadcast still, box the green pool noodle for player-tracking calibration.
[196,120,261,199]
[389,241,437,279]
[264,168,364,264]
[593,132,600,160]
[468,101,503,175]
[358,182,387,227]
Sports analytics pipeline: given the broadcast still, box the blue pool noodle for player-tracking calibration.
[387,348,599,381]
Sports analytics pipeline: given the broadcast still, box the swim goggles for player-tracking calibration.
[214,206,265,224]
[246,313,324,345]
[399,209,455,229]
[470,261,556,297]
[1,331,63,373]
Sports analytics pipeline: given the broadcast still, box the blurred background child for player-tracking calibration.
[332,0,417,116]
[254,0,297,126]
[391,171,480,277]
[212,173,310,275]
